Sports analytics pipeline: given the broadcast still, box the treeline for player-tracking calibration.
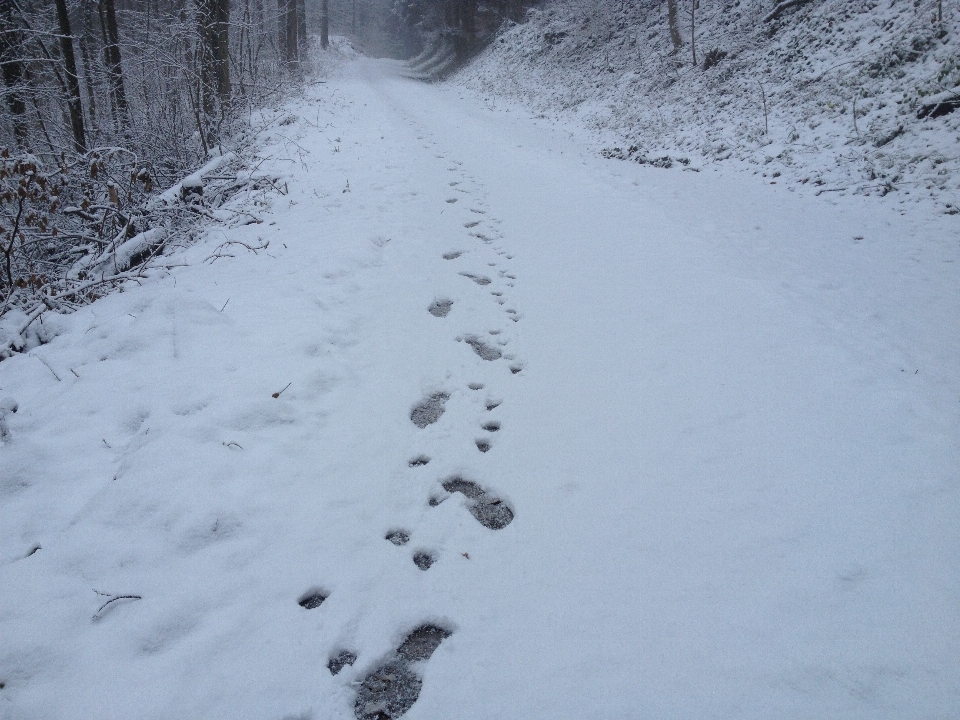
[394,0,539,58]
[0,0,322,168]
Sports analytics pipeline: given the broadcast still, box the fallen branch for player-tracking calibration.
[92,589,142,620]
[764,0,813,22]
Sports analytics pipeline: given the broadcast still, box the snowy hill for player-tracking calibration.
[456,0,960,212]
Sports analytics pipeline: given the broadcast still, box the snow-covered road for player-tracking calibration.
[1,55,958,720]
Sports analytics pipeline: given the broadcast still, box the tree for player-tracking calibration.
[0,0,28,146]
[54,0,86,152]
[667,0,682,53]
[97,0,128,129]
[321,0,329,49]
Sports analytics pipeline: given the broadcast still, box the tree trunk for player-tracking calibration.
[99,0,128,129]
[279,0,299,63]
[296,0,306,54]
[320,0,329,49]
[214,0,230,103]
[667,0,682,52]
[54,0,87,152]
[197,0,216,138]
[78,37,98,142]
[690,0,697,67]
[278,0,288,61]
[0,0,28,147]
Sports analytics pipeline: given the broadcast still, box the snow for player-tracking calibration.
[455,0,960,214]
[1,43,959,719]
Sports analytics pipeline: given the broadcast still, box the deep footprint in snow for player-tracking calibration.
[412,551,435,570]
[386,530,411,546]
[410,392,450,428]
[328,650,358,676]
[354,625,452,720]
[482,421,501,432]
[441,477,514,530]
[476,439,491,453]
[408,455,430,467]
[442,251,463,260]
[298,589,328,609]
[428,299,453,317]
[463,335,502,361]
[459,272,491,286]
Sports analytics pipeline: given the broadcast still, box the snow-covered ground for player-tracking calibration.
[456,0,960,214]
[1,46,959,719]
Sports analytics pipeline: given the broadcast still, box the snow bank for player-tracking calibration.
[455,0,960,212]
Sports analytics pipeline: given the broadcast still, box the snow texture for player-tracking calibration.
[0,35,958,720]
[456,0,960,213]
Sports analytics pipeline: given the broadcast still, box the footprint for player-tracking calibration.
[485,399,501,411]
[412,551,435,570]
[396,625,451,661]
[428,299,453,318]
[386,530,411,546]
[354,625,452,720]
[476,439,491,453]
[481,421,500,432]
[298,589,328,609]
[442,251,463,260]
[408,455,430,467]
[329,650,358,676]
[467,382,484,390]
[463,336,502,361]
[463,221,480,228]
[441,477,514,530]
[445,198,458,204]
[410,392,449,429]
[459,272,491,286]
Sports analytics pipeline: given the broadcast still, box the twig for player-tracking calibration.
[220,298,230,312]
[223,441,244,450]
[34,355,61,381]
[92,589,142,619]
[851,90,862,138]
[272,382,292,398]
[759,81,769,135]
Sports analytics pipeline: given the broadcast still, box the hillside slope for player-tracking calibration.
[456,0,960,212]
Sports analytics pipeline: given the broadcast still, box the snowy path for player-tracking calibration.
[1,56,958,719]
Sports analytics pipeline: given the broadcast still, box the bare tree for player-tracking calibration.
[54,0,87,152]
[689,0,697,67]
[667,0,682,53]
[0,0,28,147]
[98,0,128,129]
[321,0,329,49]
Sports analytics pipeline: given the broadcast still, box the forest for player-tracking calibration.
[0,0,537,343]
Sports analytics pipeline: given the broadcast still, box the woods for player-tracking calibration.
[0,0,319,340]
